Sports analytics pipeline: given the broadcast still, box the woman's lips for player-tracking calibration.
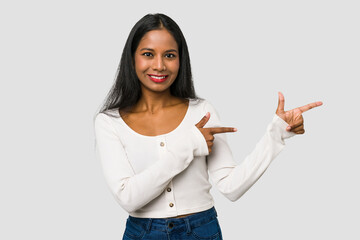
[148,74,168,83]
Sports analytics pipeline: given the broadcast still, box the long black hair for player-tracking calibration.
[96,13,202,118]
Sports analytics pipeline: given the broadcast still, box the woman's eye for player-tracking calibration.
[142,52,153,57]
[165,53,176,58]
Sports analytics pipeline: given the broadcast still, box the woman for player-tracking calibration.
[94,13,323,240]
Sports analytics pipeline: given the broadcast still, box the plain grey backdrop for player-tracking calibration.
[1,0,359,239]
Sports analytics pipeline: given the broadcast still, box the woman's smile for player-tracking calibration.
[147,74,169,83]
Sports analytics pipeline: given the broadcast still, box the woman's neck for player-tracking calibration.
[134,90,184,114]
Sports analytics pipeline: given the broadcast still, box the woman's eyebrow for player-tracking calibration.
[139,48,178,53]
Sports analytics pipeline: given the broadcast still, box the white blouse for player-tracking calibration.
[94,98,295,218]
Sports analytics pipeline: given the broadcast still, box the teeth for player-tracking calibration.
[150,75,166,79]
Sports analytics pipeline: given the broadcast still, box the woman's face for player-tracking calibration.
[134,28,180,94]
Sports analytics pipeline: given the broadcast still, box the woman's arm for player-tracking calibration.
[94,113,208,213]
[204,93,322,201]
[204,100,296,201]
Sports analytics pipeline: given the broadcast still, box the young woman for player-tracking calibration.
[94,13,322,240]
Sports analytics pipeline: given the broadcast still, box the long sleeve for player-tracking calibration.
[204,101,296,202]
[94,113,209,213]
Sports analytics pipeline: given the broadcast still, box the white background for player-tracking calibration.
[1,0,359,239]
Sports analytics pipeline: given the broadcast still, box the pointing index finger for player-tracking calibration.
[298,101,323,113]
[209,127,237,134]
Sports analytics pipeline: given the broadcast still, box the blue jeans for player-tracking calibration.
[122,207,223,240]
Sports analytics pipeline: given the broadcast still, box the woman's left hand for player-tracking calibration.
[275,92,323,134]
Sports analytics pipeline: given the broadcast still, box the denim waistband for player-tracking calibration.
[127,207,218,233]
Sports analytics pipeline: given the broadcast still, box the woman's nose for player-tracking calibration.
[152,56,166,71]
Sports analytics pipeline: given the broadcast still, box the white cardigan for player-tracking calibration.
[94,98,295,218]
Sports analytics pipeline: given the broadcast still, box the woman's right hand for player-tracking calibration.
[195,112,237,154]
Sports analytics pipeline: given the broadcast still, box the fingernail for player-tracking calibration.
[233,128,237,132]
[286,126,291,130]
[205,112,210,118]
